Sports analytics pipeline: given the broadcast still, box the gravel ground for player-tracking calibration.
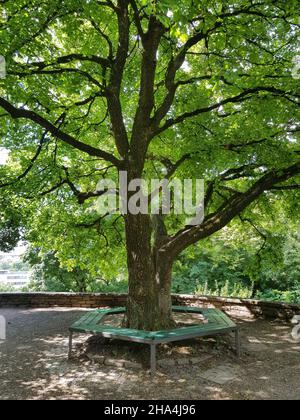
[0,307,299,400]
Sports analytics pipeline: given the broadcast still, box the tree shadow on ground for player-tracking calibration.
[0,308,299,400]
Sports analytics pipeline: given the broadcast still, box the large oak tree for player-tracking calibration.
[0,0,299,329]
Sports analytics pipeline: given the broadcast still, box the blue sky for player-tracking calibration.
[0,148,8,165]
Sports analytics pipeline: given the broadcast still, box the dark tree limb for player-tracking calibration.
[150,3,288,132]
[161,154,190,179]
[131,14,165,163]
[0,97,122,167]
[164,161,300,257]
[0,132,48,188]
[97,0,117,10]
[129,0,145,40]
[155,87,299,135]
[106,0,130,159]
[271,184,300,190]
[89,19,114,60]
[13,53,111,70]
[239,215,267,242]
[61,167,109,204]
[9,68,105,90]
[151,22,222,129]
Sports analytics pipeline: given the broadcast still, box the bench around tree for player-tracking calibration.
[68,306,241,375]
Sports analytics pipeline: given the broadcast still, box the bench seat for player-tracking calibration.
[68,306,240,374]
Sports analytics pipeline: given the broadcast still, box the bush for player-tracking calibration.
[256,289,300,304]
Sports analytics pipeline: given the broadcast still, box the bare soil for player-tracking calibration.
[0,307,299,400]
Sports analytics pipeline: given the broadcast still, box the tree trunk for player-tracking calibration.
[74,268,87,293]
[124,213,175,331]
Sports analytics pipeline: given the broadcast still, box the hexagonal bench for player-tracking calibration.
[68,306,240,374]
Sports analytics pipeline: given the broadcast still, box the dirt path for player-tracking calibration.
[0,308,299,400]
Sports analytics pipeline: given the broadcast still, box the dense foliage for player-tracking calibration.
[19,225,299,304]
[173,228,300,303]
[0,1,299,324]
[24,246,127,293]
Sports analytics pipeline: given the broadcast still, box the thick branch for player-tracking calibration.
[129,0,145,40]
[9,68,104,90]
[14,53,111,70]
[130,15,165,172]
[106,0,130,158]
[151,26,219,128]
[271,184,300,190]
[97,0,116,10]
[0,98,122,167]
[164,161,300,257]
[155,87,299,135]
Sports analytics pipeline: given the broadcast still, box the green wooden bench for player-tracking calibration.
[68,306,240,375]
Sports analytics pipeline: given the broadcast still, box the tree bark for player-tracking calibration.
[124,213,175,330]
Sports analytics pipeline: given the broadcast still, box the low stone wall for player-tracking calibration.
[0,292,299,320]
[172,294,300,320]
[0,292,127,309]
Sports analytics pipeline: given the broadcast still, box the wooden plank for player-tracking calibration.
[84,308,126,326]
[105,307,126,314]
[71,311,96,327]
[70,323,153,340]
[172,306,204,314]
[152,327,237,344]
[70,306,237,347]
[72,311,100,327]
[172,306,236,327]
[71,307,126,329]
[213,310,236,327]
[200,308,236,327]
[85,312,104,325]
[148,323,226,340]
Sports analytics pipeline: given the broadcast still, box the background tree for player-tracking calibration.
[24,246,128,293]
[0,198,22,252]
[0,0,299,329]
[172,220,300,303]
[24,247,90,292]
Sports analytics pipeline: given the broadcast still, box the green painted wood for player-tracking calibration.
[148,325,220,340]
[72,312,94,326]
[72,311,100,327]
[70,323,153,340]
[72,307,126,328]
[172,306,204,313]
[87,312,104,324]
[70,306,237,343]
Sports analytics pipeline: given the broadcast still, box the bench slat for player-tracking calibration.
[70,306,237,344]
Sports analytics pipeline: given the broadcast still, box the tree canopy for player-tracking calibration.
[0,0,299,327]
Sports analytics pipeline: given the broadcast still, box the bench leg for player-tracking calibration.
[68,331,73,360]
[235,329,241,358]
[150,344,156,376]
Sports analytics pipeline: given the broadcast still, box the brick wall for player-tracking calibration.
[172,294,300,320]
[0,292,127,309]
[0,292,299,320]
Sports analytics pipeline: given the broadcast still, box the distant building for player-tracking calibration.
[0,271,30,289]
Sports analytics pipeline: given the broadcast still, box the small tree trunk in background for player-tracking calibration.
[74,268,87,293]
